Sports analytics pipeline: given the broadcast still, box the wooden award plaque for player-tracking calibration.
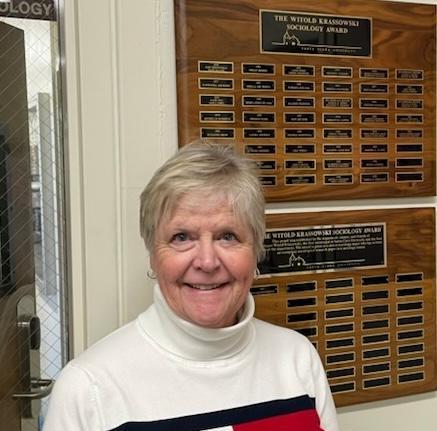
[252,208,436,406]
[174,0,436,202]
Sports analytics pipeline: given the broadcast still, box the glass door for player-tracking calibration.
[0,2,67,430]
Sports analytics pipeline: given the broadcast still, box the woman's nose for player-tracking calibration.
[193,238,220,272]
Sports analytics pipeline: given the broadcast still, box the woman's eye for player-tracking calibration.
[221,232,237,241]
[171,232,188,242]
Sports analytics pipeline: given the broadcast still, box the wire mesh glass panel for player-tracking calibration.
[0,2,65,430]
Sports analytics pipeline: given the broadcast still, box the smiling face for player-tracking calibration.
[150,192,257,328]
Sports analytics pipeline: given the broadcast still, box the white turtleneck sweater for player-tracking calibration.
[43,286,339,431]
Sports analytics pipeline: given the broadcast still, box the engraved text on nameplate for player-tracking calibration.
[242,63,275,74]
[284,65,315,76]
[260,10,371,57]
[259,223,386,275]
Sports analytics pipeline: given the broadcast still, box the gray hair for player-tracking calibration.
[139,141,265,261]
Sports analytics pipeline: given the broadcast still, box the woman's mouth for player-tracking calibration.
[184,283,226,291]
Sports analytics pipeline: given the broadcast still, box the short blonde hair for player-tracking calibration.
[139,141,265,261]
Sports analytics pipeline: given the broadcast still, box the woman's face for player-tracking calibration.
[151,192,257,328]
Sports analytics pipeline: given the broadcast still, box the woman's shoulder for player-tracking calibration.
[68,319,144,372]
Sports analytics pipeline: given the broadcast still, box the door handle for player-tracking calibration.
[13,313,54,418]
[13,378,54,400]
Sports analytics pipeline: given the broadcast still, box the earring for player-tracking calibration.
[254,267,260,278]
[147,269,156,279]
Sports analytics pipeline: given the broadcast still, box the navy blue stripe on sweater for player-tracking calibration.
[109,395,317,431]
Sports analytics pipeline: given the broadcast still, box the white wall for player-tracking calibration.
[62,0,437,429]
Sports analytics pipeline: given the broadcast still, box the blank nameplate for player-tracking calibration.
[397,302,423,312]
[363,377,390,389]
[287,297,317,307]
[330,382,355,393]
[397,315,423,326]
[363,348,390,359]
[363,363,390,374]
[326,338,355,349]
[325,309,354,319]
[362,275,389,285]
[362,290,389,300]
[287,312,317,323]
[396,172,423,182]
[287,281,317,292]
[362,333,389,344]
[397,287,423,297]
[327,367,355,378]
[362,319,389,330]
[363,305,389,315]
[326,293,354,304]
[326,352,355,364]
[326,323,354,334]
[397,330,423,340]
[398,372,425,384]
[396,144,423,153]
[398,344,424,355]
[325,278,354,289]
[396,273,423,283]
[398,358,424,369]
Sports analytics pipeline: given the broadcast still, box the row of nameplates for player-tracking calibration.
[329,369,425,394]
[199,80,424,94]
[199,112,424,123]
[244,144,423,154]
[200,95,423,109]
[197,62,424,80]
[200,128,424,139]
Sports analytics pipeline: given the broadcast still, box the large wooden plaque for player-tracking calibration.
[252,208,436,406]
[174,0,436,202]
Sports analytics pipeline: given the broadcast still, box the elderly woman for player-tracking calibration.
[44,142,339,431]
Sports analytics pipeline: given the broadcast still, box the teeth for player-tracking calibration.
[190,284,221,290]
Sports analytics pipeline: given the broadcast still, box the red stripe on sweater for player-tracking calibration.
[233,409,324,431]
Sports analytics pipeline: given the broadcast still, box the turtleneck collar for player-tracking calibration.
[137,285,255,362]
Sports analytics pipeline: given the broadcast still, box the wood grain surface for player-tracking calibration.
[175,0,436,201]
[252,208,436,406]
